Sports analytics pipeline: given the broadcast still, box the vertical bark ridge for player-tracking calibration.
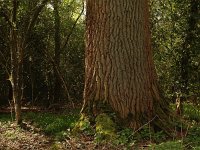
[83,0,164,129]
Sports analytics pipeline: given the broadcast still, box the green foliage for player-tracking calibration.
[184,125,200,148]
[183,103,200,122]
[152,131,167,142]
[45,118,68,134]
[2,110,200,149]
[94,113,117,143]
[50,142,62,150]
[24,111,79,138]
[0,0,85,105]
[150,141,183,150]
[0,114,13,122]
[113,128,136,148]
[78,114,91,131]
[0,0,199,148]
[54,131,70,141]
[118,125,166,144]
[151,0,200,99]
[116,128,133,145]
[73,114,94,135]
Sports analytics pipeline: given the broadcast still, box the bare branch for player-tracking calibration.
[0,6,12,27]
[43,48,74,108]
[0,50,10,76]
[61,2,84,50]
[25,0,49,43]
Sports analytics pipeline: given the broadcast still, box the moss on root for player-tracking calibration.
[80,99,183,139]
[73,112,118,142]
[95,113,117,142]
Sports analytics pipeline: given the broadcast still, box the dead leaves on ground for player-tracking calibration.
[0,121,121,150]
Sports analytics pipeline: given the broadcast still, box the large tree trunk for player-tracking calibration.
[82,0,170,129]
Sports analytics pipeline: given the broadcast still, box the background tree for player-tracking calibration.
[53,0,61,104]
[150,0,200,103]
[180,0,199,99]
[10,0,23,124]
[0,0,85,109]
[0,0,49,124]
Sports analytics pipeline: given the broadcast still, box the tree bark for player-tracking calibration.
[176,0,199,115]
[82,0,170,129]
[180,0,198,97]
[53,0,62,103]
[8,0,49,124]
[10,0,23,124]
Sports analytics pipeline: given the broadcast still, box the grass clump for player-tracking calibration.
[0,113,13,122]
[23,111,79,139]
[150,140,183,150]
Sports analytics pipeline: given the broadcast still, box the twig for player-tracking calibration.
[8,99,14,122]
[43,48,74,108]
[128,115,158,139]
[135,115,158,133]
[61,1,84,50]
[0,50,10,76]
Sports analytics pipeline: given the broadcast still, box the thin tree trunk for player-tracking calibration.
[180,0,198,97]
[53,0,61,103]
[176,0,199,115]
[82,0,170,130]
[10,0,23,124]
[9,0,49,124]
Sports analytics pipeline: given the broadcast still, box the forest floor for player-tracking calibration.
[0,105,126,150]
[0,121,113,150]
[1,102,200,150]
[0,121,52,150]
[0,114,124,150]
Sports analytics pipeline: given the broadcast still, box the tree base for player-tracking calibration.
[81,100,181,138]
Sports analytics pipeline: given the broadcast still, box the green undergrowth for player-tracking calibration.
[0,113,13,122]
[1,102,200,149]
[170,102,200,121]
[73,102,200,149]
[23,110,80,140]
[150,140,184,150]
[183,103,200,122]
[73,112,169,148]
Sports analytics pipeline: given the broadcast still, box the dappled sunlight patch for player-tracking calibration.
[1,107,200,149]
[73,113,95,135]
[0,121,51,150]
[95,113,117,143]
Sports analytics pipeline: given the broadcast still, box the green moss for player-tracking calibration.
[73,114,94,135]
[50,142,61,150]
[74,114,90,130]
[95,113,117,142]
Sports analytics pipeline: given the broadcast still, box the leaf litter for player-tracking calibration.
[0,121,122,150]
